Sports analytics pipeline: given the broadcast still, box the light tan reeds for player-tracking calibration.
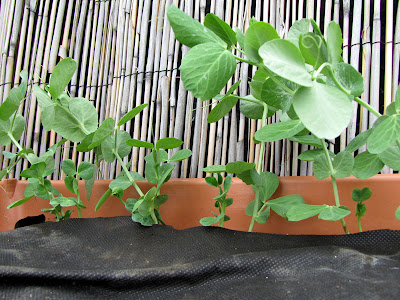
[0,0,398,180]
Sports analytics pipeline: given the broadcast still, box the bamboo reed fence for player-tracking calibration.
[0,0,399,179]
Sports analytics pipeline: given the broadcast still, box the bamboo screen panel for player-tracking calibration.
[0,0,399,179]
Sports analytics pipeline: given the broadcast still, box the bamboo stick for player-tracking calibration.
[360,0,372,154]
[347,0,362,145]
[393,0,400,99]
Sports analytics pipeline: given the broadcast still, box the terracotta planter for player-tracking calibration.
[1,174,400,234]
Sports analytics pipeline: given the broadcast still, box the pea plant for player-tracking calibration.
[2,60,97,221]
[2,57,192,226]
[95,136,191,226]
[200,172,233,227]
[351,187,372,232]
[167,5,400,233]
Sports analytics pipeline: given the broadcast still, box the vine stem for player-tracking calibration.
[321,139,350,234]
[248,103,269,232]
[114,151,144,197]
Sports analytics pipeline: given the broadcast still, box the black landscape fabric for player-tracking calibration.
[0,216,399,299]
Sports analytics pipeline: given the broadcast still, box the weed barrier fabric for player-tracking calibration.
[0,217,399,299]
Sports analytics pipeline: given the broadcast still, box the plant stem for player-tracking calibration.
[248,188,259,232]
[114,151,144,197]
[358,216,362,232]
[257,103,268,173]
[248,103,269,233]
[259,65,296,96]
[232,95,264,106]
[232,46,246,55]
[234,55,256,65]
[313,62,331,79]
[8,133,24,152]
[354,97,381,118]
[321,139,350,234]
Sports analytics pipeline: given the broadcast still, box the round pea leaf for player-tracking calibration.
[180,43,236,100]
[259,39,313,87]
[244,21,279,63]
[292,81,353,140]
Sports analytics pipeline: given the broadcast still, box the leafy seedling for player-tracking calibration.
[200,173,233,227]
[351,187,372,232]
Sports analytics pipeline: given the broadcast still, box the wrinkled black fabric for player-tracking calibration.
[0,217,399,299]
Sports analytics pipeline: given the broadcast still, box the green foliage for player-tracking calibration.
[351,187,372,232]
[200,173,233,227]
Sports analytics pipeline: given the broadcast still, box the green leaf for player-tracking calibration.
[367,115,400,154]
[378,147,400,171]
[77,161,94,180]
[259,39,313,87]
[326,21,343,65]
[244,21,279,63]
[254,119,305,142]
[266,195,305,219]
[95,188,112,211]
[50,196,77,207]
[126,139,154,149]
[345,129,373,152]
[205,176,219,187]
[101,130,132,162]
[298,149,334,161]
[203,165,226,173]
[313,153,331,180]
[293,81,353,140]
[208,96,238,123]
[239,100,263,119]
[64,175,76,194]
[331,62,364,97]
[356,203,367,217]
[299,32,328,69]
[20,162,47,179]
[204,13,237,47]
[286,204,326,221]
[180,43,236,101]
[154,194,169,207]
[259,172,279,200]
[395,206,400,221]
[234,27,245,49]
[0,114,24,146]
[223,175,232,192]
[287,19,311,47]
[245,199,257,216]
[289,134,326,148]
[352,151,384,179]
[118,103,148,127]
[255,207,271,224]
[109,171,145,191]
[395,86,400,113]
[49,58,77,99]
[61,159,77,176]
[85,173,95,201]
[259,76,297,112]
[169,149,192,162]
[76,132,95,152]
[7,195,33,209]
[0,70,28,121]
[332,151,354,178]
[167,5,225,48]
[157,163,175,188]
[40,97,98,142]
[318,206,350,221]
[200,216,219,226]
[351,187,372,202]
[226,161,255,174]
[156,137,183,149]
[89,117,115,149]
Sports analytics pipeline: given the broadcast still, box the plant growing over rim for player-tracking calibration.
[167,5,400,233]
[1,58,192,226]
